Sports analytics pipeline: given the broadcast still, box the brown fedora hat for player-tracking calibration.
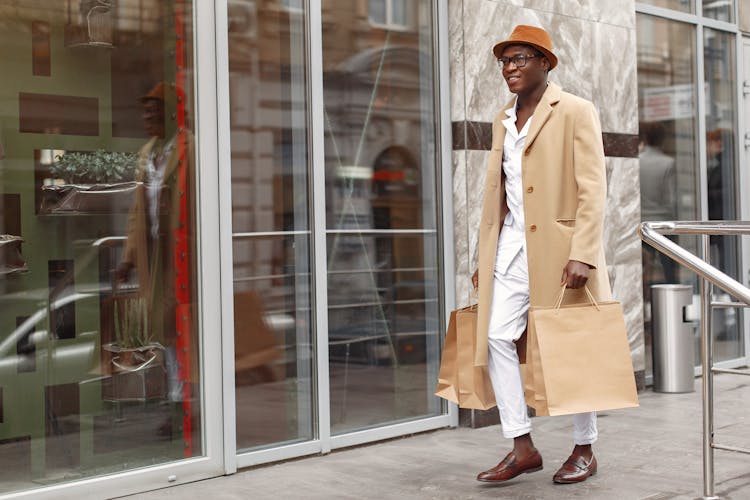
[492,25,558,70]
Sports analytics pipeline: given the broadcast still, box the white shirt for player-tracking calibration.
[146,135,175,240]
[494,100,532,274]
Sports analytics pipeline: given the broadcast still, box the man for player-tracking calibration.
[116,82,192,407]
[471,25,611,484]
[639,121,677,283]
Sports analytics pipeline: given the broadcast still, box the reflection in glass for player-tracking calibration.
[323,0,442,434]
[228,2,314,451]
[0,2,201,495]
[637,14,698,377]
[703,0,734,22]
[704,28,741,362]
[232,236,312,449]
[638,0,694,13]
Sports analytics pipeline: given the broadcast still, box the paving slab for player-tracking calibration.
[126,374,750,500]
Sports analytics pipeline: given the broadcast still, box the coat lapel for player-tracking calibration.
[525,82,561,150]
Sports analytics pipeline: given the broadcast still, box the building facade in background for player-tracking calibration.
[0,1,747,498]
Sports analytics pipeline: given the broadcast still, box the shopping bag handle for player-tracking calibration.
[553,283,600,311]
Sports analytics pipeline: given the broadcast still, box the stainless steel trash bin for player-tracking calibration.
[651,284,695,393]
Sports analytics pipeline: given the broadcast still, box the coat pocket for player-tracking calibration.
[555,218,576,228]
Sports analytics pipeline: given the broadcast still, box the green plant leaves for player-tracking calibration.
[51,149,137,184]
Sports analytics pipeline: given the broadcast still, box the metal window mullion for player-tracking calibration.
[213,0,238,475]
[635,3,700,24]
[736,34,750,367]
[307,0,331,455]
[436,0,457,428]
[325,229,437,235]
[701,17,739,33]
[233,230,311,239]
[732,31,747,366]
[697,22,709,223]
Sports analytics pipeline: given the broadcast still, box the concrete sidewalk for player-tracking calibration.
[130,373,750,500]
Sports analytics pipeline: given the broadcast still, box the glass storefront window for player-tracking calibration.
[638,13,745,375]
[0,1,201,494]
[637,14,698,376]
[323,0,442,435]
[704,27,742,362]
[638,0,694,14]
[227,1,315,451]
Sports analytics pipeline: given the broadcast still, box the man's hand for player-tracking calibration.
[115,261,134,284]
[472,269,479,291]
[561,260,590,289]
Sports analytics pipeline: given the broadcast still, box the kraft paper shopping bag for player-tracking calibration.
[527,285,639,416]
[435,305,496,410]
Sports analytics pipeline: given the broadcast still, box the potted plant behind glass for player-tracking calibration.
[102,295,167,402]
[40,149,138,214]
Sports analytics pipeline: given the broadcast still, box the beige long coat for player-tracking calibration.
[121,135,195,346]
[474,82,612,366]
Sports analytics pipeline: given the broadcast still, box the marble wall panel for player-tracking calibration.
[449,0,466,121]
[587,0,636,28]
[592,22,639,134]
[453,148,491,308]
[458,0,638,134]
[465,149,489,273]
[604,157,645,371]
[452,150,472,309]
[485,0,635,28]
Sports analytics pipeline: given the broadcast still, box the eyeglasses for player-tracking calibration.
[497,54,542,69]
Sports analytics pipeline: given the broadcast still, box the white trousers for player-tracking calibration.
[487,246,598,445]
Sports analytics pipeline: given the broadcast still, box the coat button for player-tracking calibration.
[529,224,537,232]
[526,186,534,193]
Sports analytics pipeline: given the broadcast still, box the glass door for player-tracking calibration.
[227,0,316,454]
[703,27,743,364]
[636,10,746,377]
[226,0,448,462]
[321,0,443,436]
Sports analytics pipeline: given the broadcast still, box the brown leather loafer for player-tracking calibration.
[552,454,597,484]
[477,449,543,483]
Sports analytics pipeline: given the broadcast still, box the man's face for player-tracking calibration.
[500,44,549,95]
[142,99,165,138]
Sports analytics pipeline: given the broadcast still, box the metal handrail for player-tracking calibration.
[640,221,750,500]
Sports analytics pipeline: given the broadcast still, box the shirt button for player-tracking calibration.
[526,186,534,193]
[529,224,537,232]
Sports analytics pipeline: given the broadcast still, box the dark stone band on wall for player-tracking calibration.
[602,132,639,158]
[452,120,639,158]
[452,120,493,152]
